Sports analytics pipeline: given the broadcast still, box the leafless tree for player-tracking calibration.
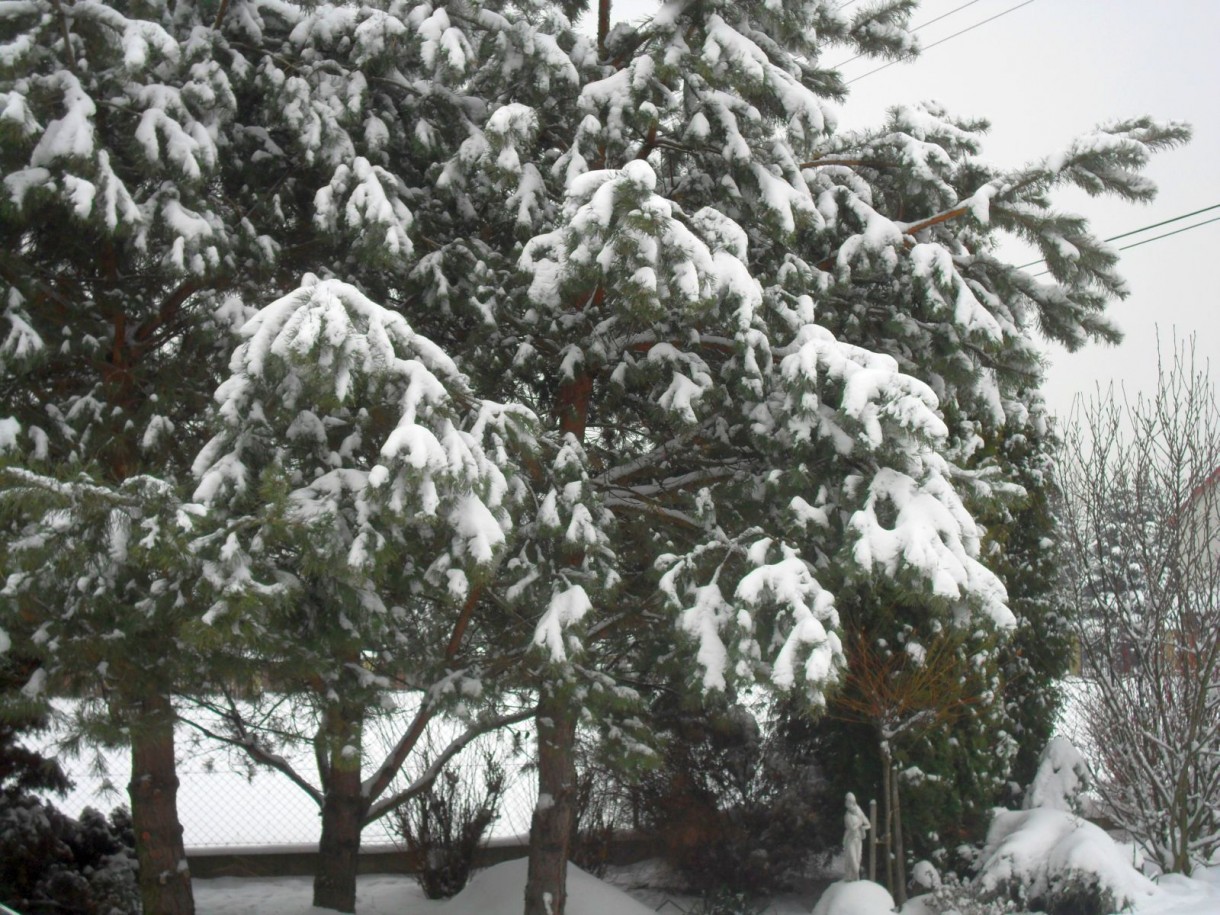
[1056,339,1220,874]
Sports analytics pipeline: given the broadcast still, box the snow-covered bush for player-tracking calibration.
[905,873,1029,915]
[686,886,770,915]
[976,808,1154,915]
[0,796,138,915]
[812,881,897,915]
[1023,737,1093,814]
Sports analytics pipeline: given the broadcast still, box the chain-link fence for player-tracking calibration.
[54,747,539,849]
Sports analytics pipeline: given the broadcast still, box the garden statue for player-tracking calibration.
[843,792,869,881]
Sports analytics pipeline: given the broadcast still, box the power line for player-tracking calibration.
[1106,203,1220,244]
[1114,216,1220,253]
[1015,204,1220,271]
[1025,217,1220,277]
[911,0,991,34]
[845,0,1039,85]
[832,0,989,70]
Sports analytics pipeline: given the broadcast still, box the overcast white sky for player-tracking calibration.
[608,0,1220,419]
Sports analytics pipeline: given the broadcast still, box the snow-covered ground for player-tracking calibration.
[191,858,1220,915]
[193,859,814,915]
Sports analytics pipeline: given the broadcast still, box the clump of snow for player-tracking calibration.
[910,859,941,891]
[438,859,655,915]
[1023,736,1092,813]
[0,415,19,451]
[976,807,1155,913]
[811,880,896,915]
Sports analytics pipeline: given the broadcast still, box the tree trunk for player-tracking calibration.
[868,798,877,883]
[891,759,907,906]
[313,702,367,913]
[880,741,894,895]
[524,689,578,915]
[128,691,194,915]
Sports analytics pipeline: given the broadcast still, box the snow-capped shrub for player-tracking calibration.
[686,886,770,915]
[1023,737,1093,814]
[812,880,896,915]
[975,808,1154,915]
[0,794,138,915]
[904,873,1028,915]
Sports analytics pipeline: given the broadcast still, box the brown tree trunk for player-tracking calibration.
[891,758,907,906]
[524,689,578,915]
[868,798,877,882]
[128,691,194,915]
[880,741,894,895]
[313,702,367,913]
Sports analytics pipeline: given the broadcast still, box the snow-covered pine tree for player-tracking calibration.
[0,2,255,910]
[189,276,536,911]
[0,2,1186,913]
[408,1,1185,910]
[781,97,1186,864]
[168,5,598,910]
[402,2,1085,911]
[0,2,451,910]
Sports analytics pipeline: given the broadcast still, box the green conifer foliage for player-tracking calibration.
[0,2,1188,912]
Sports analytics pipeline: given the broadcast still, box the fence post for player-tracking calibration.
[868,798,877,882]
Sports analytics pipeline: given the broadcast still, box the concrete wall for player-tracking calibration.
[188,833,664,879]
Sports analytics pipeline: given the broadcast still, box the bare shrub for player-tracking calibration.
[1056,338,1220,874]
[393,748,508,899]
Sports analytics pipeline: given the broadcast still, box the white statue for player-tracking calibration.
[842,792,869,881]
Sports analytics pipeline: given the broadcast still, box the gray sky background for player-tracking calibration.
[608,0,1220,420]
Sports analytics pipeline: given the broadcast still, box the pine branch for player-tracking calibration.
[48,0,78,75]
[180,715,323,807]
[798,158,901,169]
[362,590,490,805]
[131,277,207,358]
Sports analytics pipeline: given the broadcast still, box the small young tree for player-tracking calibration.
[829,622,990,904]
[1057,339,1220,875]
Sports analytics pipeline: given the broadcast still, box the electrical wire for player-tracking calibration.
[910,0,991,34]
[845,0,1039,85]
[832,0,989,70]
[1115,216,1220,252]
[1105,203,1220,244]
[1016,204,1220,271]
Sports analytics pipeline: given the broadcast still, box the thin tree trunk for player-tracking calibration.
[313,701,367,913]
[128,691,194,915]
[868,798,877,882]
[524,689,578,915]
[880,740,894,895]
[892,759,907,906]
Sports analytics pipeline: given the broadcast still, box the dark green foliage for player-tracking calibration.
[0,797,139,915]
[0,662,138,914]
[634,696,822,895]
[0,658,70,798]
[979,421,1074,793]
[985,867,1118,915]
[687,886,772,915]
